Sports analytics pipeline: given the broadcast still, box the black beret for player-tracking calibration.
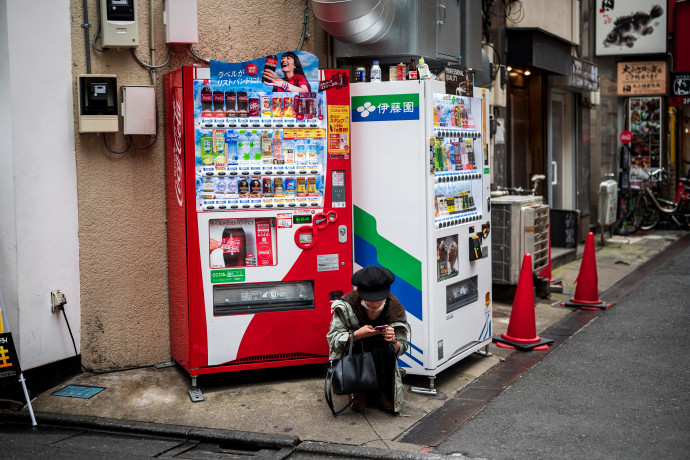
[351,266,395,301]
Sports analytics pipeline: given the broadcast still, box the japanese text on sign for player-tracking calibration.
[617,61,667,96]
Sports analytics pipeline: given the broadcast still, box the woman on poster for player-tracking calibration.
[262,52,311,93]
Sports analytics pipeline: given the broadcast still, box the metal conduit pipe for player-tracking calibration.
[311,0,399,45]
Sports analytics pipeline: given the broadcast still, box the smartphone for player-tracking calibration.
[374,325,388,331]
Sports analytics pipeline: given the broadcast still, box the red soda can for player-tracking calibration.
[248,97,260,117]
[397,63,406,81]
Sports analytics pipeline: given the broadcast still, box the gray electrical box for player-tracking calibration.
[122,85,156,135]
[101,0,139,48]
[78,74,118,133]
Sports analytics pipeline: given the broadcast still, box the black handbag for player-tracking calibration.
[324,333,379,416]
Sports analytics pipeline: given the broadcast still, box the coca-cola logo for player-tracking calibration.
[172,93,184,207]
[213,93,224,101]
[246,63,258,76]
[201,94,212,101]
[239,95,248,101]
[258,247,271,257]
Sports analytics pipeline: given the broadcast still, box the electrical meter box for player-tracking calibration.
[122,85,156,135]
[101,0,139,48]
[78,74,118,133]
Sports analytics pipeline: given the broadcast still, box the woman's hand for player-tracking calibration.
[353,325,379,341]
[262,69,284,87]
[382,326,396,343]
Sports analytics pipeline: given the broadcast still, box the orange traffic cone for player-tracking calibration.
[560,232,611,310]
[493,254,553,351]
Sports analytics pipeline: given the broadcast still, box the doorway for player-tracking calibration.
[551,90,575,209]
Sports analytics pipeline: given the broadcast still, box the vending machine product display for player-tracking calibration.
[164,52,352,381]
[350,80,492,380]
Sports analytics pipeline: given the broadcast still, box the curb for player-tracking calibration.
[0,409,299,450]
[0,409,463,459]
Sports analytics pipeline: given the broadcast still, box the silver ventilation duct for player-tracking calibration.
[311,0,484,72]
[311,0,399,45]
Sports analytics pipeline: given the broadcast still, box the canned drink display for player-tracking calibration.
[296,177,307,196]
[355,67,366,82]
[262,177,273,197]
[248,97,260,117]
[272,96,283,117]
[283,96,294,118]
[307,177,317,196]
[397,63,406,81]
[273,177,284,197]
[261,96,272,117]
[283,177,296,196]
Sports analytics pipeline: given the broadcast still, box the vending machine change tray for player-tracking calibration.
[213,281,314,315]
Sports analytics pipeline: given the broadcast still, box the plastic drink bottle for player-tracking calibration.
[237,130,250,167]
[307,140,318,165]
[260,130,271,165]
[370,61,381,82]
[295,140,307,165]
[226,132,238,167]
[282,137,295,165]
[418,58,431,80]
[249,130,261,166]
[200,133,213,165]
[272,130,283,164]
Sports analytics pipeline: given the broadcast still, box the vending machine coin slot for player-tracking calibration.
[469,235,482,261]
[294,226,318,249]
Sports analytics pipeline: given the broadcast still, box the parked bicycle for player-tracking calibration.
[638,168,690,231]
[492,174,546,197]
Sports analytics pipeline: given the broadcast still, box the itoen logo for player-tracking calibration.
[172,95,184,207]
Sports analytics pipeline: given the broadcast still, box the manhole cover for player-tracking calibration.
[52,385,106,399]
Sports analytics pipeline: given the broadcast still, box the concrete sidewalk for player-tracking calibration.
[2,230,686,457]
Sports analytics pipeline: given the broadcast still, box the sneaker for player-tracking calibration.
[350,393,366,413]
[378,390,394,413]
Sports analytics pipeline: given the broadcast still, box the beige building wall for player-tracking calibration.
[507,0,580,45]
[69,0,328,370]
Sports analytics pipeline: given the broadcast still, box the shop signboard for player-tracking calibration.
[617,61,667,96]
[595,0,667,56]
[670,72,690,106]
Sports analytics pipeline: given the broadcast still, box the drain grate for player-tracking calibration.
[52,385,106,399]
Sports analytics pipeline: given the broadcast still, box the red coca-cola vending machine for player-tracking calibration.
[164,53,352,393]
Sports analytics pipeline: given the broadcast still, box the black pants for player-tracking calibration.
[359,336,396,399]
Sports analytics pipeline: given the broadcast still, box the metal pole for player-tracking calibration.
[18,373,37,426]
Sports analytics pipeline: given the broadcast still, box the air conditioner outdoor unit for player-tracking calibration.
[491,195,549,285]
[598,179,618,226]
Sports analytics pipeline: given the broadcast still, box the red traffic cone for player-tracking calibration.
[493,254,553,351]
[560,232,611,310]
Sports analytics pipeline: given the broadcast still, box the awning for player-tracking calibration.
[506,28,573,76]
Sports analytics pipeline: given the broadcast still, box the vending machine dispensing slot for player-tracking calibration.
[213,281,314,315]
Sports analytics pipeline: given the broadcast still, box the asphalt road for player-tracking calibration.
[435,246,690,459]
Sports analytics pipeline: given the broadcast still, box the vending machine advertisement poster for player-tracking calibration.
[437,235,459,282]
[164,54,352,377]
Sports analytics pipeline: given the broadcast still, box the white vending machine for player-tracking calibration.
[350,80,492,385]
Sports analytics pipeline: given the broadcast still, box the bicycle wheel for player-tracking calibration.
[640,203,660,230]
[621,193,647,234]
